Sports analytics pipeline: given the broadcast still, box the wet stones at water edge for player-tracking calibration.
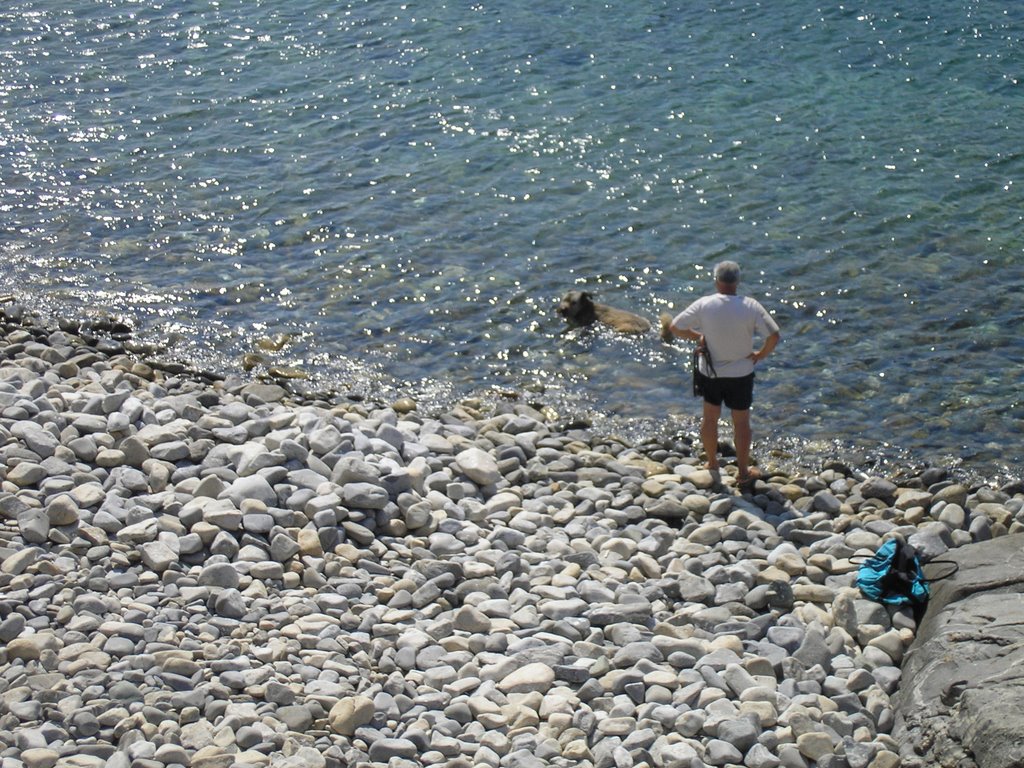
[0,308,1023,767]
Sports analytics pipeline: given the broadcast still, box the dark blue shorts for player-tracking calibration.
[697,372,755,411]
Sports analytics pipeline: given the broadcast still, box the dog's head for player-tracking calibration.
[557,290,597,325]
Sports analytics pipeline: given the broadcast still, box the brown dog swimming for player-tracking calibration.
[557,291,652,333]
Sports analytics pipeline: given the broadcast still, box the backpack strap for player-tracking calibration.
[700,340,717,378]
[922,559,959,583]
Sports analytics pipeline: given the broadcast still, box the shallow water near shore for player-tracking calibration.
[1,0,1023,479]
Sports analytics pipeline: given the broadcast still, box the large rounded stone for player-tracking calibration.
[455,447,501,485]
[498,662,555,694]
[329,695,375,736]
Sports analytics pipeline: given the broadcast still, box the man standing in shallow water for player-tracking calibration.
[661,260,781,491]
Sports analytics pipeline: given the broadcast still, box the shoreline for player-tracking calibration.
[3,291,1017,489]
[2,306,1023,767]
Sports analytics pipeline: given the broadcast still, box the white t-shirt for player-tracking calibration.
[671,293,779,378]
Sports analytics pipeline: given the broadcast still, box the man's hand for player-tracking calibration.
[749,331,781,363]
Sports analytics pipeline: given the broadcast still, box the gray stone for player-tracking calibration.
[118,517,157,543]
[859,477,897,501]
[908,521,954,558]
[17,509,50,543]
[199,562,241,589]
[813,491,842,514]
[455,447,501,485]
[368,741,419,765]
[342,482,389,509]
[0,613,27,642]
[705,738,743,765]
[675,570,716,603]
[937,503,966,530]
[646,496,688,517]
[119,435,150,466]
[225,474,278,508]
[103,636,138,656]
[747,743,783,768]
[276,705,314,732]
[794,627,833,672]
[8,462,47,487]
[10,423,58,458]
[932,484,969,508]
[213,588,247,619]
[832,591,889,637]
[270,532,301,562]
[498,662,554,694]
[652,741,700,767]
[109,680,145,703]
[46,494,80,526]
[204,502,243,531]
[249,561,284,580]
[20,748,60,768]
[329,695,375,736]
[717,715,759,752]
[331,456,380,484]
[150,440,191,462]
[767,625,804,653]
[241,382,286,402]
[140,540,178,571]
[586,600,653,626]
[895,534,1024,768]
[0,545,40,575]
[842,737,876,768]
[265,681,296,706]
[453,605,491,633]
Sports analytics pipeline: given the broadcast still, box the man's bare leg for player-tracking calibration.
[732,408,753,479]
[701,401,722,470]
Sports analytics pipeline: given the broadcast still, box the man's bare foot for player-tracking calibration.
[737,467,762,492]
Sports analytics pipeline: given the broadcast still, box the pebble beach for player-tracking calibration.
[2,305,1023,768]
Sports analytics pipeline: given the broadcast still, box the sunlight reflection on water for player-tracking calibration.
[1,0,1023,478]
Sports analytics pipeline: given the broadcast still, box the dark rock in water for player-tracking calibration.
[1000,479,1024,496]
[894,533,1024,768]
[919,467,948,486]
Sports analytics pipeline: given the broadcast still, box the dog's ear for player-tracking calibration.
[581,291,593,300]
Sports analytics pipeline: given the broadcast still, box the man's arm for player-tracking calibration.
[659,312,702,343]
[751,331,780,363]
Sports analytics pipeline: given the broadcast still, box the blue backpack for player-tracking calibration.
[855,539,956,608]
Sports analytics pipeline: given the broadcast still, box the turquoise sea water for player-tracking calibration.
[1,1,1023,477]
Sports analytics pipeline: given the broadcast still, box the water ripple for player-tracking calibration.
[2,0,1024,477]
